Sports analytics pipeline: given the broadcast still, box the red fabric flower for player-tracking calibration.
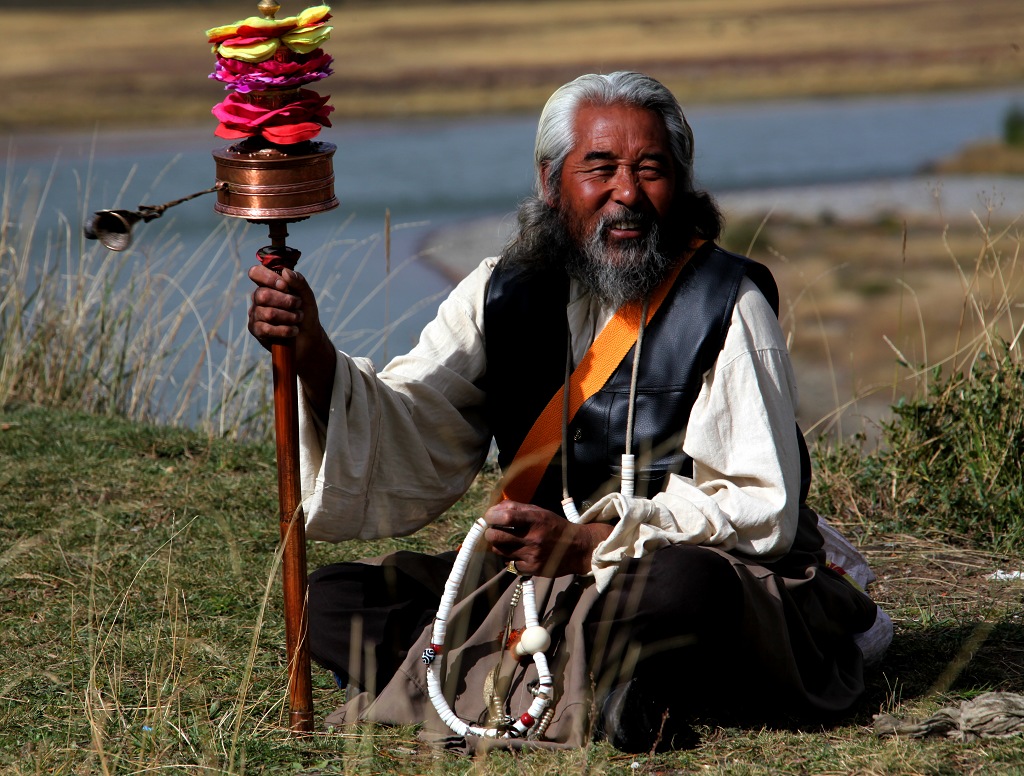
[211,89,333,144]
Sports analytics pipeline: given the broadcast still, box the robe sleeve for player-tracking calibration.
[587,276,803,591]
[297,258,497,542]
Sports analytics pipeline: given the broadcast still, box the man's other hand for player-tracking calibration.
[484,500,614,577]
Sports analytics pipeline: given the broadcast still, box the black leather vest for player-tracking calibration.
[481,242,806,513]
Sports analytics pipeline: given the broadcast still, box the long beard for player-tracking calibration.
[501,197,679,308]
[564,207,677,308]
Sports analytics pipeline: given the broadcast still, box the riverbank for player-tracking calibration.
[7,88,1023,439]
[420,175,1024,281]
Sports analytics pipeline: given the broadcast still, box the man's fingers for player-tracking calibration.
[484,527,521,553]
[251,322,301,340]
[248,263,289,290]
[251,311,301,331]
[248,265,309,294]
[252,285,303,313]
[247,264,324,358]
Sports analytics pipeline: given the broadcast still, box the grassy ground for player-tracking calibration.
[1,404,1023,774]
[5,0,1024,133]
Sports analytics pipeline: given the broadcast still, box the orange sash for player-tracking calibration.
[498,242,703,504]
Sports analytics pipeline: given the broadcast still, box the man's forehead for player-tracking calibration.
[570,103,671,154]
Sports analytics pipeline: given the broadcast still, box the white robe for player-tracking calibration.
[297,256,803,591]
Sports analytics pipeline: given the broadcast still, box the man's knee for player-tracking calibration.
[599,544,744,626]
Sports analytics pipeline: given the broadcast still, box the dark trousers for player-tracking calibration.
[307,544,745,714]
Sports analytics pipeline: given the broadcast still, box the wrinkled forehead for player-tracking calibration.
[568,102,673,155]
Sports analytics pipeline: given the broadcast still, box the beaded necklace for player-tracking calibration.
[423,296,651,739]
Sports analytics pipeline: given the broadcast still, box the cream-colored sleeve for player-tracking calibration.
[297,258,497,542]
[587,276,803,591]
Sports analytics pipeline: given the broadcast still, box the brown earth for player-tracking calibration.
[5,0,1024,133]
[928,142,1024,175]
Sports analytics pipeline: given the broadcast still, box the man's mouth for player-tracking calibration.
[605,219,646,241]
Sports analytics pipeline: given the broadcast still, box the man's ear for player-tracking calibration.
[539,162,556,207]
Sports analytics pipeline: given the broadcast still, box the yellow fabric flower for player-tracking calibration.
[206,16,284,43]
[295,5,331,27]
[205,5,331,45]
[217,40,281,63]
[282,23,333,55]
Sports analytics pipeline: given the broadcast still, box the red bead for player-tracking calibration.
[520,712,535,727]
[430,643,443,654]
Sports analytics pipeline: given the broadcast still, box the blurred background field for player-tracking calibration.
[5,0,1024,439]
[5,0,1023,133]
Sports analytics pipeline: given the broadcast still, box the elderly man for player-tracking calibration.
[248,71,878,751]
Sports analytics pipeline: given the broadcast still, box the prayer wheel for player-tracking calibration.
[210,134,334,735]
[212,137,339,222]
[207,0,339,734]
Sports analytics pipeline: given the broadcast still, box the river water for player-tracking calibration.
[4,87,1024,423]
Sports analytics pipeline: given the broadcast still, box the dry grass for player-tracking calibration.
[930,142,1024,176]
[6,0,1024,133]
[721,209,1024,439]
[0,168,274,438]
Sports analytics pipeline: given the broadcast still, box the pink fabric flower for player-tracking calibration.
[211,50,333,93]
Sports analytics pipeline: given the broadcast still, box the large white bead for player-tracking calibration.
[514,625,551,657]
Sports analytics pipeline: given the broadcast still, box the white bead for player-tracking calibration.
[561,497,581,523]
[621,453,635,497]
[514,625,551,656]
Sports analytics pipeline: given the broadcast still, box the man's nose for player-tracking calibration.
[611,168,641,207]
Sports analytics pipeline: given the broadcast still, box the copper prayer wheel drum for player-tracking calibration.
[213,139,339,220]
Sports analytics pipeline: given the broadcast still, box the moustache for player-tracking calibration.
[595,208,656,238]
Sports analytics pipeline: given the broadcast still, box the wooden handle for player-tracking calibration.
[260,220,313,733]
[272,338,314,733]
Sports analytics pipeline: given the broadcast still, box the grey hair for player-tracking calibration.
[533,71,695,198]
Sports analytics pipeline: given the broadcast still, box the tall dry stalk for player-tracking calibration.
[1,162,447,441]
[809,205,1024,551]
[0,167,272,439]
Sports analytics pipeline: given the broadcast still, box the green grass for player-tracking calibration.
[0,404,480,773]
[812,347,1024,555]
[2,403,1024,774]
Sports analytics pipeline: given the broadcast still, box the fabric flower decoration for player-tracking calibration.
[211,50,333,93]
[206,5,329,44]
[212,90,333,145]
[207,5,334,145]
[207,5,332,63]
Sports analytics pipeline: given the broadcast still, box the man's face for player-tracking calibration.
[550,103,677,264]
